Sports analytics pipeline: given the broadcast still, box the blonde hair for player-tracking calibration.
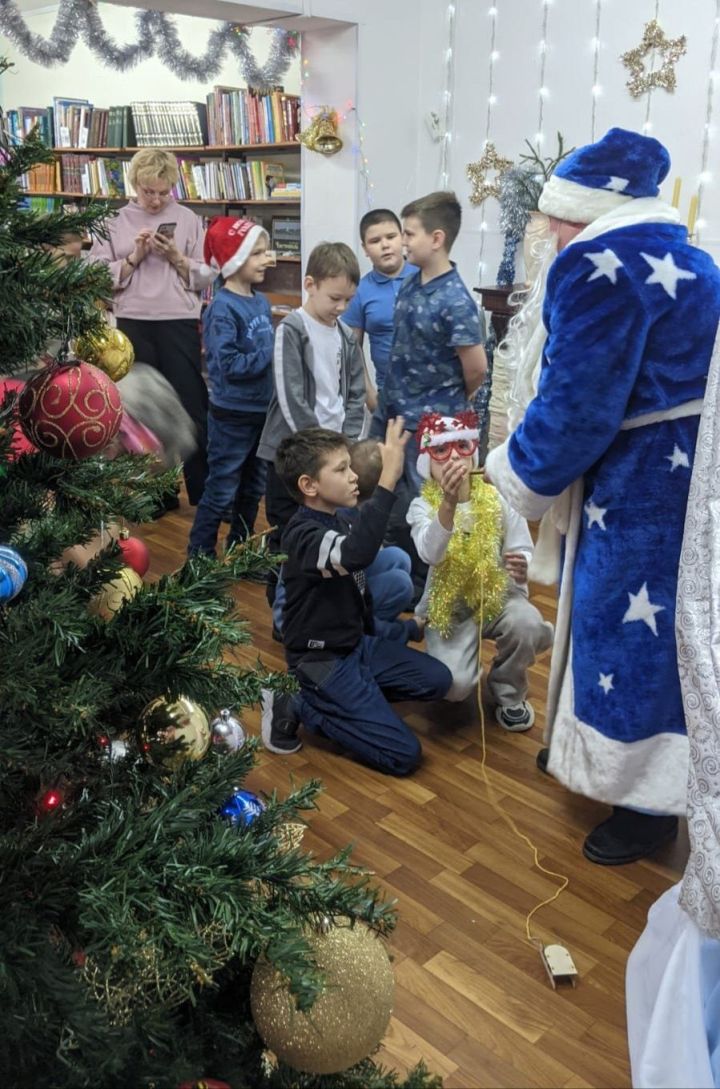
[128,148,179,189]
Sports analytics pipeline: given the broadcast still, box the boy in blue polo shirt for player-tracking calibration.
[343,209,417,394]
[370,190,487,595]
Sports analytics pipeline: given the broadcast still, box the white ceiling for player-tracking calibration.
[10,0,352,30]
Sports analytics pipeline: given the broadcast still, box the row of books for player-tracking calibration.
[174,158,301,203]
[21,155,131,197]
[206,88,300,146]
[4,89,299,150]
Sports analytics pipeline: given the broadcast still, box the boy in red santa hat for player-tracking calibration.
[407,411,553,729]
[188,216,274,556]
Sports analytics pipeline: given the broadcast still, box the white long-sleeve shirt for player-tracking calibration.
[407,492,534,615]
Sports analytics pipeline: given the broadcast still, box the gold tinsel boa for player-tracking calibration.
[422,477,508,638]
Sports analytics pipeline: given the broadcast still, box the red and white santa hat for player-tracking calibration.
[203,216,268,279]
[416,410,480,479]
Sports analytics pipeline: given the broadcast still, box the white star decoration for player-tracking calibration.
[598,672,615,694]
[641,251,697,299]
[585,499,608,529]
[622,582,665,637]
[666,444,690,472]
[585,248,624,285]
[604,176,629,192]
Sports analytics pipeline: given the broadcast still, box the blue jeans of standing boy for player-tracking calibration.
[188,408,266,556]
[292,635,452,775]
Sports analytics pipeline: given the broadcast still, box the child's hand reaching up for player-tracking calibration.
[504,552,528,585]
[378,416,409,491]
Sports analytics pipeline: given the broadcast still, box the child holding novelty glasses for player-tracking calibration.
[407,411,553,731]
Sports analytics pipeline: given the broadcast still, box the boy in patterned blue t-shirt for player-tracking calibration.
[371,190,487,593]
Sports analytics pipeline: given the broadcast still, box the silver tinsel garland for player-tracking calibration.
[495,166,541,286]
[0,0,300,91]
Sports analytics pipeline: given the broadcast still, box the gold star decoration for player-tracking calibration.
[621,19,687,98]
[466,143,513,206]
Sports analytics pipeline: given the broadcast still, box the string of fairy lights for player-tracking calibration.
[535,0,551,149]
[477,1,501,282]
[642,0,662,133]
[590,0,603,140]
[438,2,457,189]
[695,0,720,242]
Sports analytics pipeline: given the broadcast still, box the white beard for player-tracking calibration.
[499,237,557,433]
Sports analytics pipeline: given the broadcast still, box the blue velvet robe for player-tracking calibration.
[488,222,720,810]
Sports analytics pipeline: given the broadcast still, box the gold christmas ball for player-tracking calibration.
[250,920,394,1074]
[88,566,143,620]
[140,695,211,769]
[75,327,135,382]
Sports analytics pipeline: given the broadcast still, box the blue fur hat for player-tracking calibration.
[539,127,671,223]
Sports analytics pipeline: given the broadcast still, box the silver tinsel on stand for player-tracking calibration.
[0,0,300,90]
[495,166,538,286]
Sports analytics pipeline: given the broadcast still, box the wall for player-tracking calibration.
[306,0,720,286]
[0,7,300,107]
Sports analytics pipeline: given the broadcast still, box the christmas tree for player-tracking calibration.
[0,90,441,1089]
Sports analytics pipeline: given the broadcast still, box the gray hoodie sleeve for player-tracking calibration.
[342,335,368,440]
[273,318,320,433]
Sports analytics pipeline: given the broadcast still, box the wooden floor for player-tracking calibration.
[138,496,687,1089]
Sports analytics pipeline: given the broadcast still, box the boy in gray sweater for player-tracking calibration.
[257,242,367,602]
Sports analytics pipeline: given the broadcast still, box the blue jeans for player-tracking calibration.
[188,410,267,556]
[292,635,451,775]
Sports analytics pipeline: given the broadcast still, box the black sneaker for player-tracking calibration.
[495,701,535,732]
[260,689,302,754]
[582,807,679,866]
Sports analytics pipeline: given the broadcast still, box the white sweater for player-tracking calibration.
[407,492,534,616]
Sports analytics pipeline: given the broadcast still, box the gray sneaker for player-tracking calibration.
[495,701,535,732]
[261,689,302,754]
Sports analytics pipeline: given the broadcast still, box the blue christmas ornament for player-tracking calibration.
[219,788,265,827]
[0,546,27,603]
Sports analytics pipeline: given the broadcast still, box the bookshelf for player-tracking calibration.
[15,90,303,305]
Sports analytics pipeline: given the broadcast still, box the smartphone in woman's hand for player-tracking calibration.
[156,223,176,239]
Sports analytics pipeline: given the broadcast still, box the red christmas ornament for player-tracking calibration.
[18,361,122,460]
[0,378,37,458]
[118,534,150,577]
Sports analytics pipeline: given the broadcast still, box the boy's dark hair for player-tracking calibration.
[276,428,350,503]
[401,190,462,252]
[305,242,360,286]
[350,438,382,502]
[359,209,401,243]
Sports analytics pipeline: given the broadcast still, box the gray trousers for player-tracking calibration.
[425,585,554,705]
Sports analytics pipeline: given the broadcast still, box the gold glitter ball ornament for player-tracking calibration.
[140,695,211,769]
[74,327,135,382]
[466,142,514,206]
[250,920,394,1074]
[621,19,687,98]
[88,566,143,620]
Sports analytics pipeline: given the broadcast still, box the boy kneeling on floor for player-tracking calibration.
[261,419,452,775]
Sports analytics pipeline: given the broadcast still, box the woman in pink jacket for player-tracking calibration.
[90,148,214,506]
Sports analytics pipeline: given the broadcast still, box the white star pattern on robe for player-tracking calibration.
[598,672,615,694]
[622,582,665,637]
[585,248,624,285]
[641,251,697,299]
[604,176,629,192]
[666,444,690,471]
[585,499,608,529]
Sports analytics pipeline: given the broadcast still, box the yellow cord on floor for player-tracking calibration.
[476,581,570,953]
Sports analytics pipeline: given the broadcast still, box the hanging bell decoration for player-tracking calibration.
[297,108,343,156]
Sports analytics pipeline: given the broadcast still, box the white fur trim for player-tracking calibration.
[539,174,633,223]
[484,439,559,522]
[547,636,689,812]
[220,224,268,279]
[417,451,431,480]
